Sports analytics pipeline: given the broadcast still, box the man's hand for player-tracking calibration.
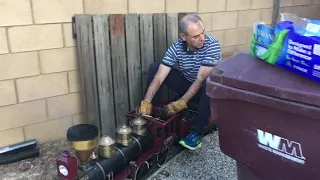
[139,64,171,115]
[165,98,188,116]
[138,100,152,115]
[164,66,213,116]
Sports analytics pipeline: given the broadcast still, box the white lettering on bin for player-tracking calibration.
[257,129,306,164]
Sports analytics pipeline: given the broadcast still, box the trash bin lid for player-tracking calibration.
[209,52,320,106]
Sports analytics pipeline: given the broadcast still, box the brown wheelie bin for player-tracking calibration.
[206,52,320,180]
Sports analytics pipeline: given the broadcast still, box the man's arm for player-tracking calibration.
[143,64,171,103]
[181,66,213,103]
[144,42,178,103]
[182,38,221,103]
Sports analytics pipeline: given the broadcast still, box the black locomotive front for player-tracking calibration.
[56,109,182,180]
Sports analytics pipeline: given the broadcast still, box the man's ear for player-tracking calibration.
[179,33,187,41]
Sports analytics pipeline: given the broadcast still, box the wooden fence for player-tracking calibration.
[73,13,188,138]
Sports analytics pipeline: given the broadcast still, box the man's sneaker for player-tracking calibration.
[179,130,202,150]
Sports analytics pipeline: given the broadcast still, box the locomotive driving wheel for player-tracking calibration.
[156,147,169,167]
[133,161,149,180]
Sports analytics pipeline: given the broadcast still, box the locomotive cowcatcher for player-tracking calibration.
[56,105,216,180]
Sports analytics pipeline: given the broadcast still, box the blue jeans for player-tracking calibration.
[146,62,210,135]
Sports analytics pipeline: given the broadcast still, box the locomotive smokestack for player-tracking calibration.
[66,124,99,162]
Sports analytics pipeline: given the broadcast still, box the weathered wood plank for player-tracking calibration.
[109,14,129,127]
[153,13,169,102]
[125,14,142,110]
[166,13,179,100]
[166,13,179,48]
[92,14,116,138]
[74,14,100,130]
[153,13,167,62]
[140,14,154,97]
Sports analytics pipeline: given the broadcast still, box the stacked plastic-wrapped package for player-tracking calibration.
[249,13,320,83]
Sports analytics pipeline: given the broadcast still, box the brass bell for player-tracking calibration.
[116,124,132,146]
[98,135,115,158]
[131,116,147,136]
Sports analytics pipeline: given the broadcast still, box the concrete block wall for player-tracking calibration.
[0,0,319,147]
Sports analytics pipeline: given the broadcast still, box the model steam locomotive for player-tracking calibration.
[56,106,215,180]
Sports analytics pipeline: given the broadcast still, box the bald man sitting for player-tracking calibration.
[138,13,222,150]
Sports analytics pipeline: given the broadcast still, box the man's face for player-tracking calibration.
[181,21,205,49]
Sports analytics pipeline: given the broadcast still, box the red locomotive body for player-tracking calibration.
[114,107,181,180]
[126,107,182,150]
[56,106,216,180]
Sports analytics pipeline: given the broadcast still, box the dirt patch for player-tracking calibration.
[0,139,72,180]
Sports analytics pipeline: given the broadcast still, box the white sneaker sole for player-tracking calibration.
[179,140,202,150]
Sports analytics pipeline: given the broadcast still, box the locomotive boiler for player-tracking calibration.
[56,107,198,180]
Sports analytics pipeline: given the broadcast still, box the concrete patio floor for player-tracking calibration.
[148,131,238,180]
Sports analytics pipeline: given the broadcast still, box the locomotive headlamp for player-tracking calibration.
[56,151,77,180]
[59,164,68,176]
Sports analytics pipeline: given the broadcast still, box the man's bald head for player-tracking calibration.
[179,13,203,36]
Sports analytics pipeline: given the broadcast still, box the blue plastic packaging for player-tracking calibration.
[250,14,320,84]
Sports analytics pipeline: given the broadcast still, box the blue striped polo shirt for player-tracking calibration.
[161,34,221,82]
